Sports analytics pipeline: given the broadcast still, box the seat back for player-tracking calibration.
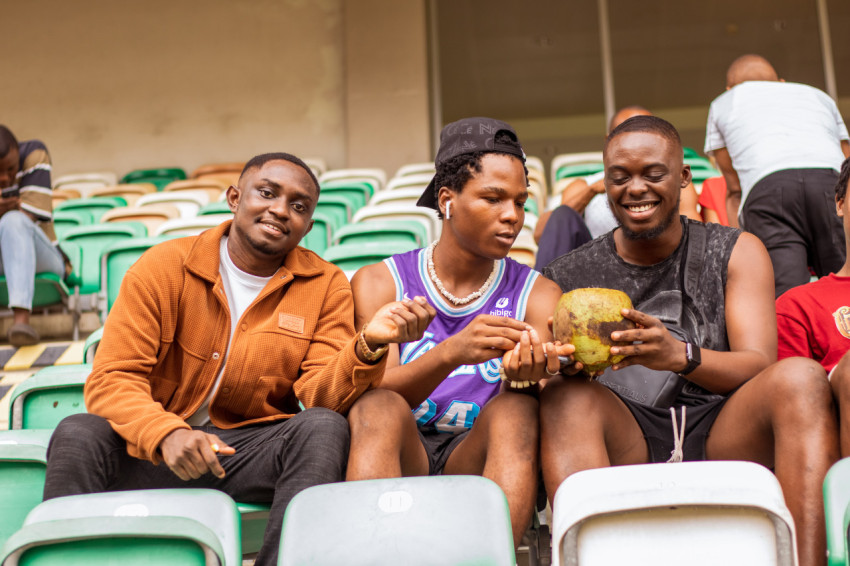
[55,197,127,223]
[0,429,52,548]
[101,237,174,314]
[552,461,798,566]
[154,215,232,238]
[368,188,423,208]
[62,223,148,294]
[300,211,334,255]
[352,205,440,242]
[319,168,386,192]
[823,457,850,566]
[136,192,209,218]
[322,241,418,274]
[9,365,92,430]
[279,476,515,566]
[550,152,604,183]
[333,220,428,247]
[53,210,94,240]
[0,274,71,311]
[384,173,433,192]
[120,167,187,190]
[0,488,241,566]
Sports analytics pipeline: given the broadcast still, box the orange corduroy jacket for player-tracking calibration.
[85,221,385,464]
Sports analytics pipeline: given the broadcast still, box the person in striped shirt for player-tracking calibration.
[0,125,67,346]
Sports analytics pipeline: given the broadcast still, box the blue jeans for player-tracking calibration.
[0,210,65,310]
[45,409,350,566]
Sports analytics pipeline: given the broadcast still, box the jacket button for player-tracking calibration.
[241,323,247,331]
[212,352,220,360]
[222,387,231,395]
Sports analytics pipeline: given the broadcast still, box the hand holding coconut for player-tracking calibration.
[607,308,689,374]
[500,326,568,389]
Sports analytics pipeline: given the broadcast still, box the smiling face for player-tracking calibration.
[438,153,528,259]
[604,130,690,242]
[226,159,317,276]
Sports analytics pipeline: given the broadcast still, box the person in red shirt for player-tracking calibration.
[776,156,850,456]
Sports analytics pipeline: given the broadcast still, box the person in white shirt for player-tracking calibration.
[705,54,850,297]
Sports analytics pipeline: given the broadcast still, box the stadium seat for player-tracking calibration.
[8,364,92,430]
[83,327,103,363]
[550,152,604,183]
[302,157,328,177]
[52,210,94,240]
[55,197,128,223]
[319,180,372,211]
[121,167,187,190]
[0,429,52,549]
[823,457,850,566]
[136,191,209,218]
[319,168,386,193]
[87,183,157,206]
[100,206,181,234]
[368,188,423,208]
[236,503,270,556]
[191,162,245,186]
[53,172,117,199]
[278,476,515,566]
[62,222,148,296]
[314,195,353,233]
[154,215,232,238]
[508,231,538,267]
[0,488,241,566]
[525,155,545,177]
[352,205,440,242]
[332,220,428,247]
[393,162,435,179]
[101,236,174,316]
[322,241,418,275]
[551,461,797,566]
[384,173,433,192]
[300,211,334,255]
[51,188,82,207]
[163,179,228,203]
[197,202,233,216]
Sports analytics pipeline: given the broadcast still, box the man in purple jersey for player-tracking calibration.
[346,117,572,547]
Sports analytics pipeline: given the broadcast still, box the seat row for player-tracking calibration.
[0,360,836,566]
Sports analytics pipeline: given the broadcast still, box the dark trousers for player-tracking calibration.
[535,205,593,271]
[44,409,349,566]
[742,168,845,298]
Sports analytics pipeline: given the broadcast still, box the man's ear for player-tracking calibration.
[437,186,454,218]
[681,165,692,189]
[837,196,845,218]
[226,185,240,212]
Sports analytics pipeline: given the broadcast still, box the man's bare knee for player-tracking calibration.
[348,388,410,431]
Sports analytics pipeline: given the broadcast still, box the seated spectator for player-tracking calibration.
[541,116,837,566]
[777,156,850,456]
[698,176,729,225]
[0,125,68,346]
[535,106,701,250]
[345,117,571,547]
[43,153,433,566]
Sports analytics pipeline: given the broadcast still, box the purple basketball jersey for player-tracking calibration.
[384,248,539,434]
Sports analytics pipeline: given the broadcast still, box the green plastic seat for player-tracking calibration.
[54,197,127,223]
[332,220,427,247]
[120,167,187,191]
[555,163,604,181]
[236,503,270,556]
[690,168,722,185]
[300,211,334,255]
[524,198,539,216]
[101,236,173,315]
[683,147,700,159]
[824,457,850,566]
[8,364,92,430]
[278,476,515,565]
[52,210,94,240]
[83,327,103,363]
[0,429,52,549]
[322,240,418,273]
[315,195,353,233]
[318,181,371,212]
[0,274,72,311]
[0,488,241,566]
[197,201,233,216]
[62,222,148,295]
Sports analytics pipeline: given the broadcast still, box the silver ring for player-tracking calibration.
[545,366,560,376]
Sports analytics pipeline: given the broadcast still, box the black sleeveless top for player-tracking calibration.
[542,217,742,405]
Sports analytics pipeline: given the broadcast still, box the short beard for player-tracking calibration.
[233,221,279,256]
[618,203,679,241]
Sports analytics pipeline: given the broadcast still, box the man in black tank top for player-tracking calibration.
[540,116,838,566]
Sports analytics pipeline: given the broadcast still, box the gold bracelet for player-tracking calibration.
[358,322,388,363]
[498,366,534,389]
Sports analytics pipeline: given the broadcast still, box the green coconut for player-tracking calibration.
[552,288,636,377]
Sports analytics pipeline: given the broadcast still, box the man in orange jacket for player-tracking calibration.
[44,152,435,566]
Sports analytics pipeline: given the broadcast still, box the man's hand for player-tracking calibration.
[0,195,20,216]
[442,314,530,366]
[361,296,436,349]
[608,308,687,373]
[159,428,235,481]
[501,328,567,385]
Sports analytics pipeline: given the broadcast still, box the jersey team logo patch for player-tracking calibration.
[833,306,850,339]
[495,297,510,309]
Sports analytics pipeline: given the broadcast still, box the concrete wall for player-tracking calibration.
[3,0,432,181]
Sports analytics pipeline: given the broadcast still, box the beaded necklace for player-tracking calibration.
[425,241,498,306]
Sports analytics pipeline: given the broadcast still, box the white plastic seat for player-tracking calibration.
[550,151,604,184]
[525,155,545,176]
[385,173,433,192]
[394,162,435,179]
[53,172,118,198]
[352,205,440,243]
[551,461,798,566]
[508,231,538,267]
[319,168,387,192]
[136,191,209,218]
[154,214,232,237]
[368,188,424,208]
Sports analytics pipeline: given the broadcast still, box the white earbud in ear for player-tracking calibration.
[446,201,451,219]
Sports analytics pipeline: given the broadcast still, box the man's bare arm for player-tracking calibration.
[841,140,850,159]
[711,148,743,228]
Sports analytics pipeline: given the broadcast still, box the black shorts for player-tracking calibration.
[418,428,469,475]
[613,394,728,463]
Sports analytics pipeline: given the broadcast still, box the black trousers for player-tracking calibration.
[44,409,349,566]
[742,168,845,298]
